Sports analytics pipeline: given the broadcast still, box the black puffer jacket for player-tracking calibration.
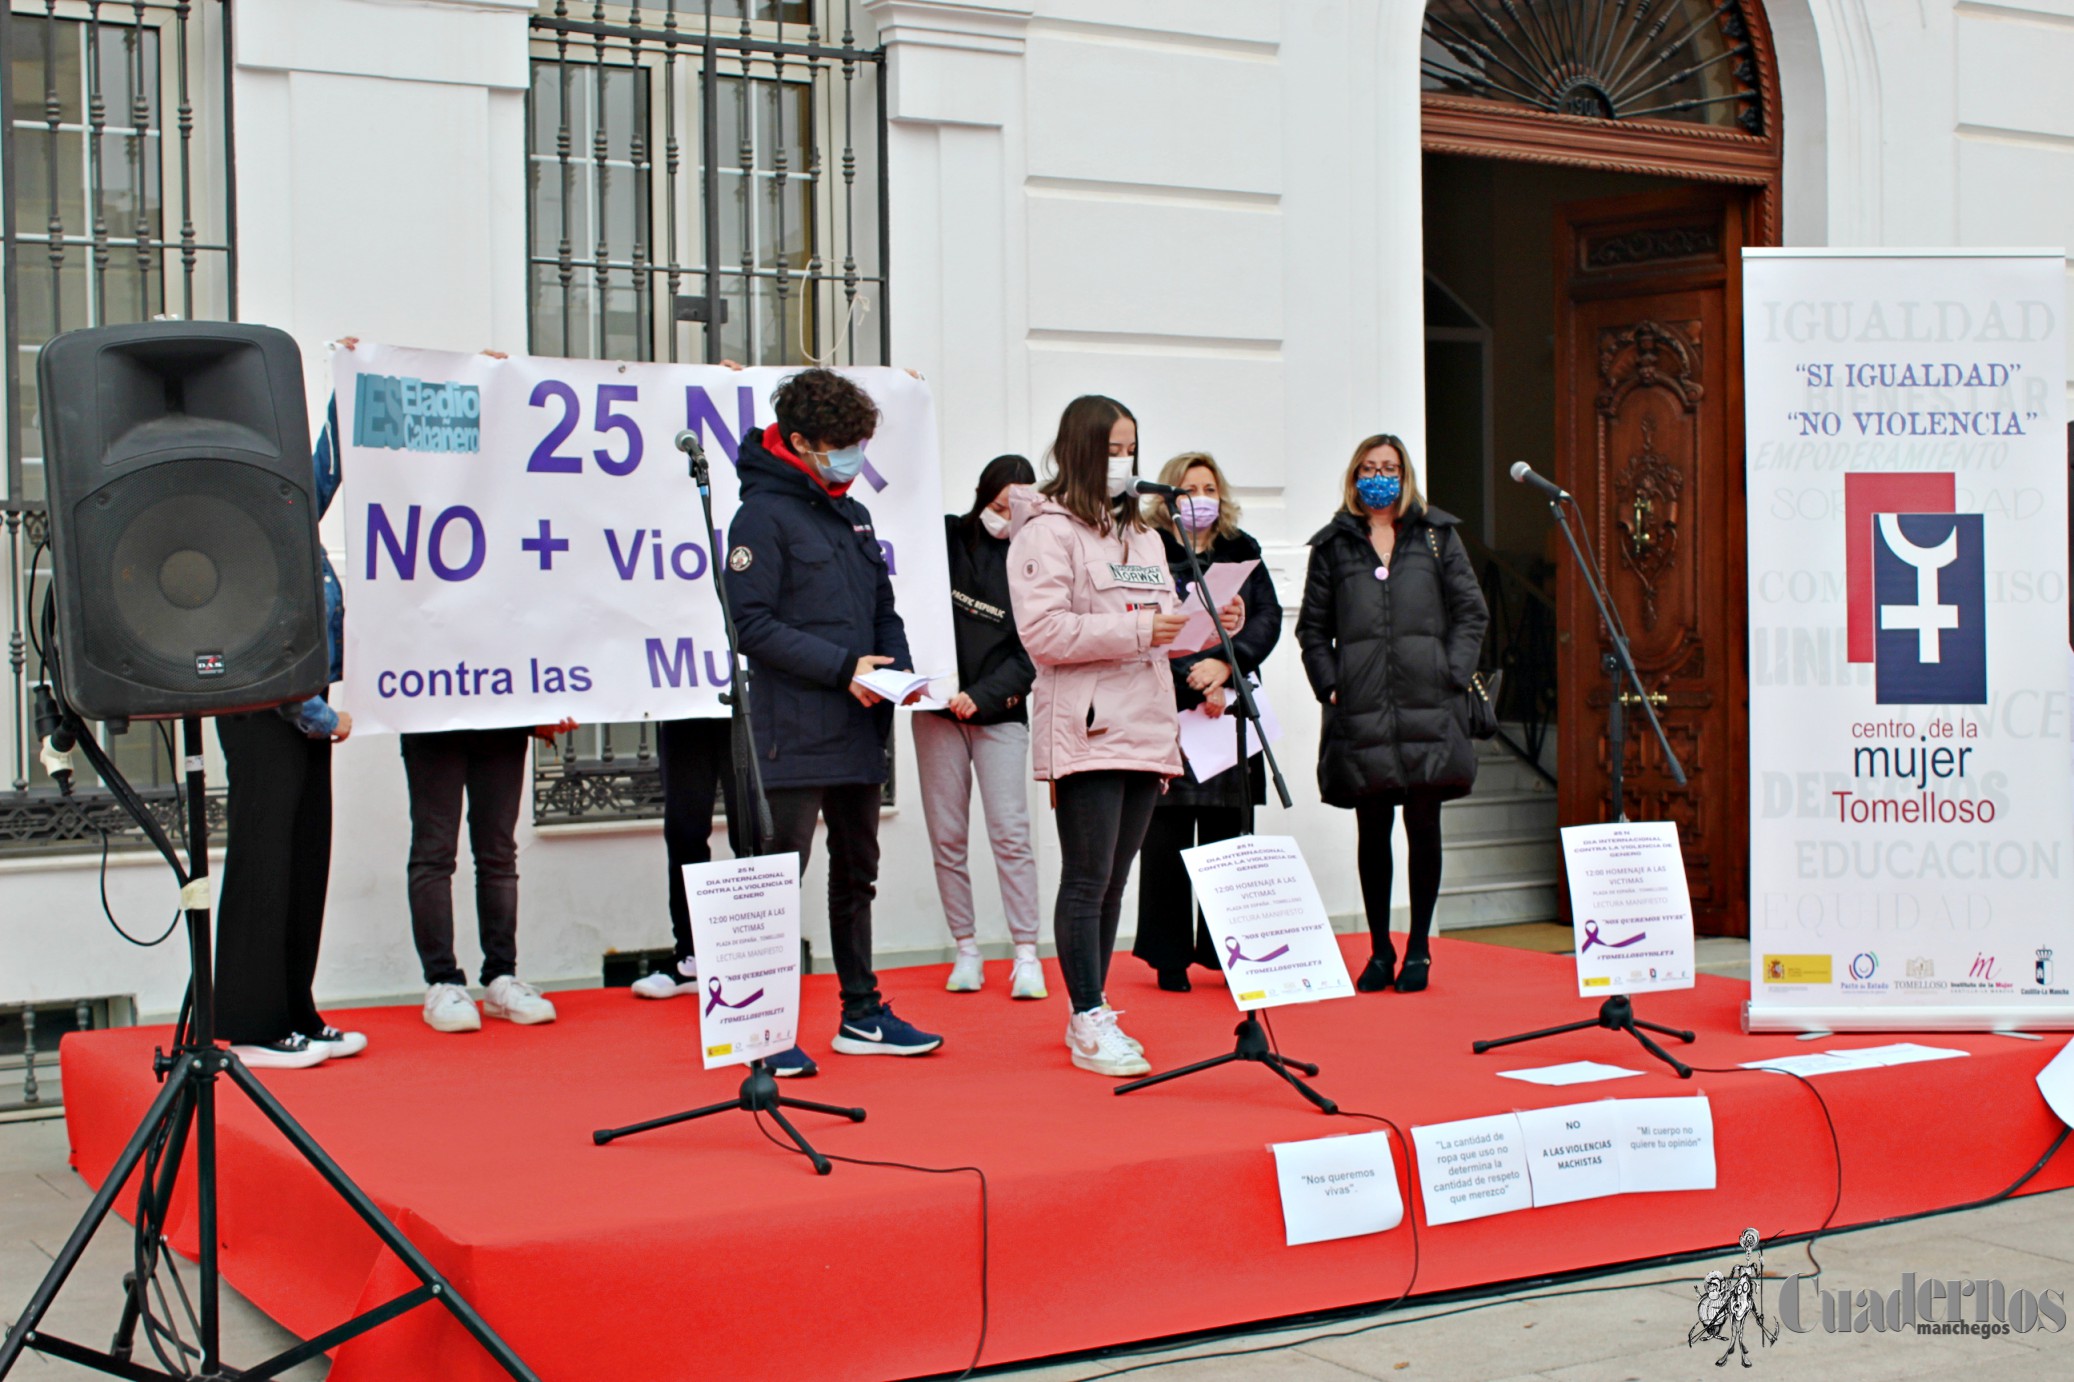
[934,513,1036,726]
[1162,527,1281,808]
[1296,504,1488,807]
[724,425,910,789]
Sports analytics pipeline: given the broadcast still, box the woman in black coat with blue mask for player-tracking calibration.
[1296,434,1487,995]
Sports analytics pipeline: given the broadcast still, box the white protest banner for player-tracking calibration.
[2039,1040,2074,1128]
[1186,836,1354,1011]
[1410,1113,1532,1226]
[332,345,952,733]
[1516,1101,1624,1208]
[1269,1131,1404,1247]
[1609,1096,1716,1194]
[1743,251,2072,1031]
[1560,821,1696,997]
[684,854,802,1069]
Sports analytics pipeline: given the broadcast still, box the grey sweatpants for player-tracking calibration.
[912,712,1040,946]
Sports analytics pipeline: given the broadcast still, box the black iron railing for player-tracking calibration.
[526,2,889,821]
[1,0,235,854]
[1469,537,1558,787]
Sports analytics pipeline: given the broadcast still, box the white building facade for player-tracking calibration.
[3,0,2071,1034]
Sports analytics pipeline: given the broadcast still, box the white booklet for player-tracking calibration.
[852,666,946,704]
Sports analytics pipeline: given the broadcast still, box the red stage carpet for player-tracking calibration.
[55,936,2074,1381]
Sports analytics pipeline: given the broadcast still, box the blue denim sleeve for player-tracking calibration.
[281,695,338,738]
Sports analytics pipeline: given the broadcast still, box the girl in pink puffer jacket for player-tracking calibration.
[1007,395,1241,1079]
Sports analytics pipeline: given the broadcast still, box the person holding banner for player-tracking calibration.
[725,367,944,1064]
[1296,435,1486,995]
[1008,397,1244,1077]
[1131,451,1282,993]
[916,454,1045,998]
[627,717,743,1000]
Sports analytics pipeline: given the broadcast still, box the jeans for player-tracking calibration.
[763,782,885,1017]
[1354,790,1446,962]
[400,729,531,987]
[1131,804,1242,974]
[1051,770,1161,1014]
[912,713,1039,946]
[214,713,331,1045]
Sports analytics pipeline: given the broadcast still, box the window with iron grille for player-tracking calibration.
[525,2,890,824]
[0,1,235,855]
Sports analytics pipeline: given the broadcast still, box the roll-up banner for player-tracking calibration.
[1743,249,2070,1031]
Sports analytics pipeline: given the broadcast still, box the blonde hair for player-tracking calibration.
[1340,433,1422,518]
[1145,452,1242,541]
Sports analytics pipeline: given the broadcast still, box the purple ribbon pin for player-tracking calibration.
[1579,922,1646,954]
[705,977,766,1015]
[1224,935,1291,968]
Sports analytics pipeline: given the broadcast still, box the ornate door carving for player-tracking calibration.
[1555,189,1750,936]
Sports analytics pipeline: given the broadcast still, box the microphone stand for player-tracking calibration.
[1115,496,1338,1113]
[1472,479,1694,1077]
[592,431,866,1173]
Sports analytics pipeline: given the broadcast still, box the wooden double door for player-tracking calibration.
[1553,188,1751,937]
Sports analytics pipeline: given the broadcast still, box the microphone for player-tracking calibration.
[1510,461,1569,502]
[1124,476,1182,498]
[674,429,705,461]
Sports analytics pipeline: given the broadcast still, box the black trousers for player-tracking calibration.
[1354,791,1446,962]
[400,729,531,987]
[764,782,883,1018]
[658,717,743,962]
[1131,804,1241,975]
[1052,770,1161,1014]
[214,713,331,1046]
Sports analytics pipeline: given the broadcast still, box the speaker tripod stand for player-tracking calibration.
[0,718,537,1382]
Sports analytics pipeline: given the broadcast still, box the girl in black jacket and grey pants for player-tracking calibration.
[1296,434,1487,994]
[1132,451,1282,991]
[916,455,1045,999]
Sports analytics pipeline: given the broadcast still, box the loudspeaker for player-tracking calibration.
[37,321,329,721]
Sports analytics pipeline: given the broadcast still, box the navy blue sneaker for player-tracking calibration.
[765,1045,819,1078]
[831,1003,943,1057]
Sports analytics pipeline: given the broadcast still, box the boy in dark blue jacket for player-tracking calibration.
[725,368,943,1065]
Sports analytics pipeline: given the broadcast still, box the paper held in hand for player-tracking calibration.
[1560,820,1696,998]
[683,853,803,1069]
[1183,835,1354,1011]
[1176,676,1282,781]
[852,666,946,704]
[1166,558,1259,657]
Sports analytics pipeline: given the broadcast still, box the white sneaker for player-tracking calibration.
[1066,1008,1150,1078]
[946,951,985,992]
[631,957,699,999]
[306,1025,368,1058]
[484,976,557,1025]
[423,983,481,1034]
[1009,956,1048,1000]
[230,1033,331,1070]
[1060,1003,1144,1055]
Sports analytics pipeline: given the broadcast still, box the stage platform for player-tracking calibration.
[56,936,2074,1381]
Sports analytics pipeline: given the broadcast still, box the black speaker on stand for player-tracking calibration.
[0,322,537,1382]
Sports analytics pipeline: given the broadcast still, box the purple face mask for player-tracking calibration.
[1176,495,1221,533]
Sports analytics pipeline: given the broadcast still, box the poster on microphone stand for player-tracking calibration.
[1561,821,1696,997]
[1186,836,1354,1011]
[684,853,802,1069]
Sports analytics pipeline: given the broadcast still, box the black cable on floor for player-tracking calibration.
[750,1111,990,1380]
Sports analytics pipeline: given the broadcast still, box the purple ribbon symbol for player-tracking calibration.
[1224,935,1290,968]
[705,977,766,1015]
[1579,922,1646,954]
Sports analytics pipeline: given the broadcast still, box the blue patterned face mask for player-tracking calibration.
[1356,474,1402,511]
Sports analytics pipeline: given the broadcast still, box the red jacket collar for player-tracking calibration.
[763,423,855,498]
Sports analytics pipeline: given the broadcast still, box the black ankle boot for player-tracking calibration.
[1394,955,1431,993]
[1157,968,1192,993]
[1356,953,1397,992]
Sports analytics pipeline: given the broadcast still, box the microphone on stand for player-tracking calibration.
[1124,476,1183,498]
[676,429,710,488]
[1509,461,1570,503]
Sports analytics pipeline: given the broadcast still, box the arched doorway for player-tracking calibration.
[1420,1,1786,937]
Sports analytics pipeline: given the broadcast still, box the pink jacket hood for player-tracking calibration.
[1005,489,1181,782]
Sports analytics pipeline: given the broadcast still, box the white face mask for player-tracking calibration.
[979,508,1010,538]
[1107,455,1136,498]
